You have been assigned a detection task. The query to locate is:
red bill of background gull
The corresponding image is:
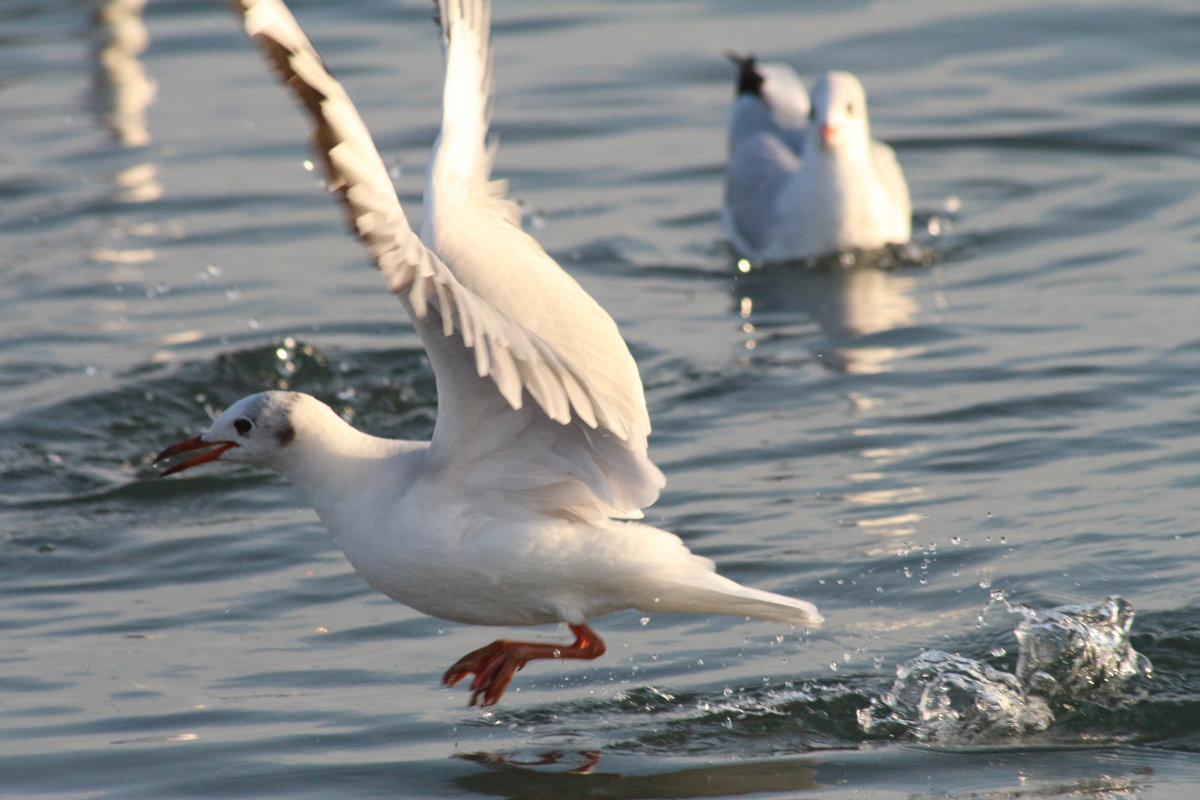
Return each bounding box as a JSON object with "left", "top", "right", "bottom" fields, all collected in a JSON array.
[{"left": 157, "top": 0, "right": 822, "bottom": 707}]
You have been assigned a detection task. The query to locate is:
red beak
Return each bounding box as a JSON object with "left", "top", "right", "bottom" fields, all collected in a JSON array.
[
  {"left": 155, "top": 436, "right": 239, "bottom": 477},
  {"left": 821, "top": 123, "right": 836, "bottom": 148}
]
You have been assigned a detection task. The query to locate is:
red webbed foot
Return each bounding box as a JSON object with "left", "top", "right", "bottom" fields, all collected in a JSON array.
[{"left": 442, "top": 623, "right": 606, "bottom": 706}]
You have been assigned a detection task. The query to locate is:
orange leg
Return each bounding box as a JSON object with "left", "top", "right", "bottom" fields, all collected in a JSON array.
[{"left": 443, "top": 623, "right": 606, "bottom": 707}]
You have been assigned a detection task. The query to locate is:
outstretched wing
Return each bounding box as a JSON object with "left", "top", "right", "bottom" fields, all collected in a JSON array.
[{"left": 234, "top": 0, "right": 664, "bottom": 518}]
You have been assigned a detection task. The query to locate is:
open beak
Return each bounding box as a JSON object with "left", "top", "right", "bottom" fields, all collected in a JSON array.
[{"left": 155, "top": 436, "right": 239, "bottom": 477}]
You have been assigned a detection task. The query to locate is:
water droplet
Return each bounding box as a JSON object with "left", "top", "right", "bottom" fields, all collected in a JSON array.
[{"left": 639, "top": 616, "right": 650, "bottom": 626}]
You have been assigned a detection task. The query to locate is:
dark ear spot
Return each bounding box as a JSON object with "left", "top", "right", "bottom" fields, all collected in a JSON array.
[{"left": 276, "top": 424, "right": 296, "bottom": 446}]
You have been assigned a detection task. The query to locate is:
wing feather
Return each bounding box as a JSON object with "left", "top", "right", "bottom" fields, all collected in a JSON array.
[{"left": 234, "top": 0, "right": 663, "bottom": 518}]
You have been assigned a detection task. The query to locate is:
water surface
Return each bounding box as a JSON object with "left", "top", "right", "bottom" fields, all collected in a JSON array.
[{"left": 3, "top": 0, "right": 1200, "bottom": 797}]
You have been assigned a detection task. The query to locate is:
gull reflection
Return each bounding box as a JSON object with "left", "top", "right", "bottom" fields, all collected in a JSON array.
[
  {"left": 731, "top": 257, "right": 929, "bottom": 539},
  {"left": 454, "top": 750, "right": 820, "bottom": 798},
  {"left": 732, "top": 257, "right": 921, "bottom": 375},
  {"left": 92, "top": 0, "right": 154, "bottom": 147},
  {"left": 89, "top": 0, "right": 168, "bottom": 348},
  {"left": 91, "top": 0, "right": 161, "bottom": 203}
]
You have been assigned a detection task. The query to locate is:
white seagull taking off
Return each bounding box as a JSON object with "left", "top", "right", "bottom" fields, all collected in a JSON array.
[
  {"left": 156, "top": 0, "right": 822, "bottom": 707},
  {"left": 723, "top": 56, "right": 911, "bottom": 263}
]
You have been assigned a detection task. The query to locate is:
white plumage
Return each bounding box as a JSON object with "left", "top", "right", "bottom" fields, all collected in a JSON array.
[
  {"left": 157, "top": 0, "right": 821, "bottom": 706},
  {"left": 724, "top": 57, "right": 911, "bottom": 262}
]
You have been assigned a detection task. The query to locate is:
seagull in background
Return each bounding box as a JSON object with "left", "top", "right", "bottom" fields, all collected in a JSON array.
[{"left": 724, "top": 57, "right": 910, "bottom": 263}]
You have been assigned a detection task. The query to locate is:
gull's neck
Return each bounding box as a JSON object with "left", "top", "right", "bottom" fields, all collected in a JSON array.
[{"left": 270, "top": 408, "right": 427, "bottom": 527}]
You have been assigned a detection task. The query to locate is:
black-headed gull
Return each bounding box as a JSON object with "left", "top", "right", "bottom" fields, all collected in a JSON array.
[
  {"left": 156, "top": 0, "right": 822, "bottom": 707},
  {"left": 723, "top": 57, "right": 911, "bottom": 262}
]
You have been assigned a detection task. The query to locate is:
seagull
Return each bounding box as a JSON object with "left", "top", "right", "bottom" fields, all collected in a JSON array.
[
  {"left": 156, "top": 0, "right": 822, "bottom": 707},
  {"left": 723, "top": 57, "right": 911, "bottom": 263}
]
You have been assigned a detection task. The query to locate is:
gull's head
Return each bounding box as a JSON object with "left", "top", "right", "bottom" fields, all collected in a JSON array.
[
  {"left": 156, "top": 391, "right": 311, "bottom": 476},
  {"left": 809, "top": 71, "right": 871, "bottom": 153}
]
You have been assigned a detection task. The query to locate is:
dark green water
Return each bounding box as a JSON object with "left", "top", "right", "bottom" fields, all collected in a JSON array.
[{"left": 3, "top": 0, "right": 1199, "bottom": 797}]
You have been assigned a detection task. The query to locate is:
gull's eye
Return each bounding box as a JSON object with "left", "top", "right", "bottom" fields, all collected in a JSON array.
[
  {"left": 234, "top": 418, "right": 253, "bottom": 436},
  {"left": 807, "top": 105, "right": 816, "bottom": 121},
  {"left": 845, "top": 102, "right": 855, "bottom": 115}
]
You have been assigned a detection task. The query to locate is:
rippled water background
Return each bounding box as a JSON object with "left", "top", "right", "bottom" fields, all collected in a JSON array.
[{"left": 4, "top": 0, "right": 1200, "bottom": 797}]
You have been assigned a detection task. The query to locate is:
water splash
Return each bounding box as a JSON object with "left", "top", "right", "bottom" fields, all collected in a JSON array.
[
  {"left": 1015, "top": 596, "right": 1152, "bottom": 708},
  {"left": 858, "top": 650, "right": 1054, "bottom": 742},
  {"left": 859, "top": 596, "right": 1150, "bottom": 744}
]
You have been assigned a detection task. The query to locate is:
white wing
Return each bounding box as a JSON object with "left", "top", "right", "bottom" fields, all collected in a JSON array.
[
  {"left": 870, "top": 138, "right": 912, "bottom": 221},
  {"left": 753, "top": 61, "right": 809, "bottom": 152},
  {"left": 724, "top": 130, "right": 799, "bottom": 255},
  {"left": 725, "top": 56, "right": 808, "bottom": 155},
  {"left": 235, "top": 0, "right": 664, "bottom": 519},
  {"left": 723, "top": 58, "right": 807, "bottom": 258}
]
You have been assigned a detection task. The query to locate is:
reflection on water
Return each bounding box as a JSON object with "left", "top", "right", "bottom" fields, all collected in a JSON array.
[
  {"left": 454, "top": 752, "right": 820, "bottom": 798},
  {"left": 91, "top": 0, "right": 155, "bottom": 149},
  {"left": 91, "top": 0, "right": 161, "bottom": 205},
  {"left": 732, "top": 260, "right": 929, "bottom": 538},
  {"left": 732, "top": 260, "right": 921, "bottom": 375},
  {"left": 88, "top": 0, "right": 169, "bottom": 351}
]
